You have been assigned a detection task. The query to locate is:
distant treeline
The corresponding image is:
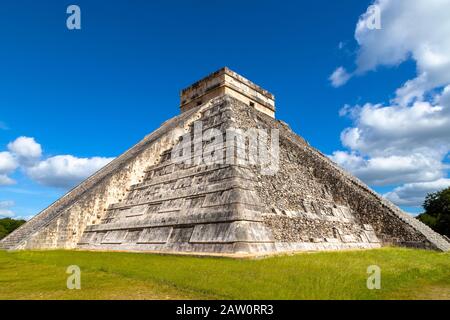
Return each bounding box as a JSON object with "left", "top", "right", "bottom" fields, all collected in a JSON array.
[{"left": 0, "top": 218, "right": 26, "bottom": 240}]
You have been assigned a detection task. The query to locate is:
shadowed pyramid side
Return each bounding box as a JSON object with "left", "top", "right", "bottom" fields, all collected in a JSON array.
[{"left": 227, "top": 97, "right": 450, "bottom": 252}]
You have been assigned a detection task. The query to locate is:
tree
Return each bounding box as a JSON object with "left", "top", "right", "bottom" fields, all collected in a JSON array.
[
  {"left": 0, "top": 224, "right": 7, "bottom": 239},
  {"left": 417, "top": 187, "right": 450, "bottom": 237},
  {"left": 0, "top": 218, "right": 26, "bottom": 240}
]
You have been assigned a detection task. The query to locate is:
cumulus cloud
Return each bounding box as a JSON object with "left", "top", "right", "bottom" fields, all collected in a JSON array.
[
  {"left": 340, "top": 97, "right": 450, "bottom": 157},
  {"left": 0, "top": 151, "right": 18, "bottom": 185},
  {"left": 330, "top": 0, "right": 450, "bottom": 207},
  {"left": 26, "top": 155, "right": 114, "bottom": 189},
  {"left": 7, "top": 136, "right": 42, "bottom": 166},
  {"left": 0, "top": 137, "right": 114, "bottom": 190},
  {"left": 355, "top": 0, "right": 450, "bottom": 105},
  {"left": 330, "top": 151, "right": 445, "bottom": 186},
  {"left": 333, "top": 93, "right": 450, "bottom": 190},
  {"left": 0, "top": 175, "right": 15, "bottom": 186},
  {"left": 329, "top": 67, "right": 351, "bottom": 87},
  {"left": 0, "top": 152, "right": 18, "bottom": 173},
  {"left": 0, "top": 200, "right": 15, "bottom": 217},
  {"left": 334, "top": 96, "right": 450, "bottom": 205},
  {"left": 384, "top": 178, "right": 450, "bottom": 207}
]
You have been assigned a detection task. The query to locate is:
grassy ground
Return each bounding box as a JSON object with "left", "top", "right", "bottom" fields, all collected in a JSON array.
[{"left": 0, "top": 248, "right": 449, "bottom": 300}]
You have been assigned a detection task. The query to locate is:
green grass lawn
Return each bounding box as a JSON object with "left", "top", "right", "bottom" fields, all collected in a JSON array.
[{"left": 0, "top": 248, "right": 449, "bottom": 300}]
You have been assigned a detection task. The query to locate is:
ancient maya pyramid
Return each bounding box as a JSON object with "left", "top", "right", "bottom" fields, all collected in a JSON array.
[{"left": 1, "top": 67, "right": 449, "bottom": 256}]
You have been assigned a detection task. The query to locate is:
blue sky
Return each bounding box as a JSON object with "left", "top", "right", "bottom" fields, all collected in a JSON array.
[{"left": 1, "top": 0, "right": 450, "bottom": 219}]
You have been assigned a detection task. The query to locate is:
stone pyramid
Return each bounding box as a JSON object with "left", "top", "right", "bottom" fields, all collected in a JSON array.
[{"left": 1, "top": 67, "right": 449, "bottom": 256}]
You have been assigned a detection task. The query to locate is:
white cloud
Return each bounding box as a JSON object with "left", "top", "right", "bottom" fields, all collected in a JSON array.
[
  {"left": 329, "top": 67, "right": 351, "bottom": 87},
  {"left": 335, "top": 98, "right": 450, "bottom": 204},
  {"left": 0, "top": 136, "right": 42, "bottom": 184},
  {"left": 339, "top": 98, "right": 450, "bottom": 157},
  {"left": 355, "top": 0, "right": 450, "bottom": 105},
  {"left": 0, "top": 151, "right": 18, "bottom": 185},
  {"left": 7, "top": 136, "right": 42, "bottom": 166},
  {"left": 384, "top": 178, "right": 450, "bottom": 207},
  {"left": 0, "top": 151, "right": 18, "bottom": 174},
  {"left": 0, "top": 200, "right": 15, "bottom": 217},
  {"left": 26, "top": 155, "right": 114, "bottom": 189},
  {"left": 331, "top": 0, "right": 450, "bottom": 207},
  {"left": 0, "top": 175, "right": 15, "bottom": 186},
  {"left": 330, "top": 151, "right": 446, "bottom": 186},
  {"left": 1, "top": 136, "right": 114, "bottom": 190}
]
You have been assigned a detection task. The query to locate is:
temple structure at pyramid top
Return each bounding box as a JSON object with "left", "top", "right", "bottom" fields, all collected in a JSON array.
[
  {"left": 1, "top": 67, "right": 449, "bottom": 255},
  {"left": 180, "top": 67, "right": 276, "bottom": 118}
]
